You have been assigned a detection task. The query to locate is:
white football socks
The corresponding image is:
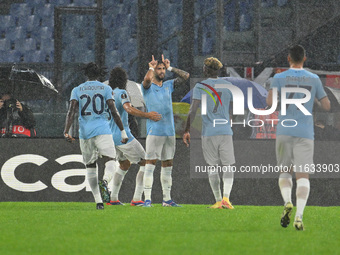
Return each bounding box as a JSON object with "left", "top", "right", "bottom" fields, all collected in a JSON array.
[
  {"left": 161, "top": 166, "right": 172, "bottom": 201},
  {"left": 86, "top": 167, "right": 102, "bottom": 204},
  {"left": 110, "top": 167, "right": 127, "bottom": 201},
  {"left": 144, "top": 164, "right": 155, "bottom": 201},
  {"left": 103, "top": 160, "right": 116, "bottom": 184},
  {"left": 296, "top": 178, "right": 310, "bottom": 219},
  {"left": 208, "top": 170, "right": 222, "bottom": 202},
  {"left": 132, "top": 166, "right": 145, "bottom": 201},
  {"left": 222, "top": 170, "right": 234, "bottom": 199},
  {"left": 279, "top": 173, "right": 293, "bottom": 204}
]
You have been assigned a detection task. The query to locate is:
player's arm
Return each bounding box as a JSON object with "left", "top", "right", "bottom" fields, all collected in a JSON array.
[
  {"left": 143, "top": 55, "right": 158, "bottom": 89},
  {"left": 266, "top": 89, "right": 274, "bottom": 107},
  {"left": 316, "top": 96, "right": 331, "bottom": 112},
  {"left": 63, "top": 99, "right": 78, "bottom": 142},
  {"left": 123, "top": 102, "right": 162, "bottom": 121},
  {"left": 107, "top": 99, "right": 128, "bottom": 143},
  {"left": 183, "top": 99, "right": 200, "bottom": 147},
  {"left": 162, "top": 54, "right": 190, "bottom": 86}
]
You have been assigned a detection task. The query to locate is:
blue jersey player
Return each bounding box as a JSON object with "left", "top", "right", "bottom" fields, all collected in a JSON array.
[
  {"left": 267, "top": 45, "right": 330, "bottom": 230},
  {"left": 106, "top": 67, "right": 161, "bottom": 206},
  {"left": 64, "top": 62, "right": 128, "bottom": 210},
  {"left": 183, "top": 57, "right": 235, "bottom": 210},
  {"left": 141, "top": 55, "right": 190, "bottom": 207}
]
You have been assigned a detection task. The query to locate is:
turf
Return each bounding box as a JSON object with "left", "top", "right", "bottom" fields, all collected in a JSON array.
[{"left": 0, "top": 203, "right": 338, "bottom": 255}]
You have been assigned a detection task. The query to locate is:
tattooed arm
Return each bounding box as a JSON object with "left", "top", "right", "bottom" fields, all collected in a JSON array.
[{"left": 162, "top": 54, "right": 190, "bottom": 86}]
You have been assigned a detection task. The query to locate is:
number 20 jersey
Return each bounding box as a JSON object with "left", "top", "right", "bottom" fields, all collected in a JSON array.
[
  {"left": 270, "top": 68, "right": 327, "bottom": 140},
  {"left": 70, "top": 80, "right": 114, "bottom": 139}
]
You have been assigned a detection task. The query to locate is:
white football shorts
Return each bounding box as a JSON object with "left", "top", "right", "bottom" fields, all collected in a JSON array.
[
  {"left": 202, "top": 135, "right": 235, "bottom": 166},
  {"left": 145, "top": 135, "right": 176, "bottom": 161},
  {"left": 276, "top": 135, "right": 314, "bottom": 174},
  {"left": 116, "top": 138, "right": 145, "bottom": 164},
  {"left": 80, "top": 134, "right": 116, "bottom": 165}
]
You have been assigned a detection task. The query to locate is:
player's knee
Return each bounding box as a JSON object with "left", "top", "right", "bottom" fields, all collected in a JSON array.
[
  {"left": 119, "top": 160, "right": 131, "bottom": 170},
  {"left": 146, "top": 159, "right": 157, "bottom": 165},
  {"left": 138, "top": 159, "right": 146, "bottom": 166},
  {"left": 161, "top": 160, "right": 173, "bottom": 167}
]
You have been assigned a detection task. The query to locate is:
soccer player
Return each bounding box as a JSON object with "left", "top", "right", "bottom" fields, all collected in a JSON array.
[
  {"left": 266, "top": 45, "right": 330, "bottom": 230},
  {"left": 141, "top": 55, "right": 190, "bottom": 207},
  {"left": 106, "top": 67, "right": 161, "bottom": 206},
  {"left": 64, "top": 62, "right": 128, "bottom": 210},
  {"left": 183, "top": 57, "right": 235, "bottom": 209}
]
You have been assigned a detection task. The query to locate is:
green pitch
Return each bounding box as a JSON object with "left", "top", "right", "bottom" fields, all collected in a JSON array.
[{"left": 0, "top": 203, "right": 338, "bottom": 255}]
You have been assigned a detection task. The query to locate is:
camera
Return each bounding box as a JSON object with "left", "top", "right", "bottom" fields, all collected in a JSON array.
[{"left": 4, "top": 98, "right": 17, "bottom": 110}]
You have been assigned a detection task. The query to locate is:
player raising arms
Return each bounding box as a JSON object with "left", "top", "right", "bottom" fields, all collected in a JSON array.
[
  {"left": 64, "top": 62, "right": 128, "bottom": 210},
  {"left": 106, "top": 67, "right": 161, "bottom": 206},
  {"left": 267, "top": 45, "right": 330, "bottom": 230},
  {"left": 183, "top": 57, "right": 235, "bottom": 209},
  {"left": 141, "top": 55, "right": 189, "bottom": 207}
]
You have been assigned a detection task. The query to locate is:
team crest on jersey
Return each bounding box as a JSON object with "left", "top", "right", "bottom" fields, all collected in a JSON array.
[{"left": 121, "top": 93, "right": 127, "bottom": 99}]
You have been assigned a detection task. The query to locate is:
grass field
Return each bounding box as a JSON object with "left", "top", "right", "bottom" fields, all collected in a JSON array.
[{"left": 0, "top": 203, "right": 339, "bottom": 255}]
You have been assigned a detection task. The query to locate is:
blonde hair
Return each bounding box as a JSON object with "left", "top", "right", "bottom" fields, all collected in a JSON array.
[{"left": 204, "top": 57, "right": 223, "bottom": 70}]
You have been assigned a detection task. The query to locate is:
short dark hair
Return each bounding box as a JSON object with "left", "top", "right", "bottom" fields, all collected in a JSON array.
[
  {"left": 83, "top": 62, "right": 107, "bottom": 80},
  {"left": 289, "top": 45, "right": 305, "bottom": 63},
  {"left": 109, "top": 67, "right": 128, "bottom": 90},
  {"left": 156, "top": 60, "right": 165, "bottom": 67}
]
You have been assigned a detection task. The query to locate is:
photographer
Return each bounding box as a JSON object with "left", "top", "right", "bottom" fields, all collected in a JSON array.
[{"left": 0, "top": 93, "right": 36, "bottom": 137}]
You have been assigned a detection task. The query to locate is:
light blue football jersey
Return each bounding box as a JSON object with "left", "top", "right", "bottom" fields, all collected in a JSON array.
[
  {"left": 141, "top": 80, "right": 175, "bottom": 136},
  {"left": 109, "top": 88, "right": 134, "bottom": 146},
  {"left": 70, "top": 80, "right": 113, "bottom": 139},
  {"left": 270, "top": 68, "right": 327, "bottom": 140},
  {"left": 192, "top": 78, "right": 233, "bottom": 136}
]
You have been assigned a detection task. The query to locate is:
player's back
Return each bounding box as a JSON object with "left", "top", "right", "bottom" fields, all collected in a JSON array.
[
  {"left": 71, "top": 80, "right": 113, "bottom": 139},
  {"left": 193, "top": 78, "right": 233, "bottom": 136},
  {"left": 271, "top": 68, "right": 327, "bottom": 139},
  {"left": 110, "top": 88, "right": 133, "bottom": 145}
]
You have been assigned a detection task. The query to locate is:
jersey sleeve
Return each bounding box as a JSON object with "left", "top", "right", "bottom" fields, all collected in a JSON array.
[
  {"left": 104, "top": 86, "right": 114, "bottom": 101},
  {"left": 315, "top": 78, "right": 327, "bottom": 100},
  {"left": 70, "top": 87, "right": 78, "bottom": 101},
  {"left": 192, "top": 83, "right": 202, "bottom": 100},
  {"left": 120, "top": 91, "right": 131, "bottom": 105},
  {"left": 141, "top": 82, "right": 150, "bottom": 95}
]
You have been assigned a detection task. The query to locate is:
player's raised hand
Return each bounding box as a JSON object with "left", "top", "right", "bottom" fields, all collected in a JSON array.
[
  {"left": 64, "top": 133, "right": 75, "bottom": 143},
  {"left": 149, "top": 55, "right": 158, "bottom": 69},
  {"left": 148, "top": 111, "right": 162, "bottom": 122},
  {"left": 183, "top": 131, "right": 190, "bottom": 147},
  {"left": 162, "top": 54, "right": 170, "bottom": 69}
]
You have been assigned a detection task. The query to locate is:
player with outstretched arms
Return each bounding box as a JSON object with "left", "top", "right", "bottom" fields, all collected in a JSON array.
[
  {"left": 141, "top": 55, "right": 190, "bottom": 207},
  {"left": 106, "top": 67, "right": 161, "bottom": 206},
  {"left": 63, "top": 62, "right": 128, "bottom": 210},
  {"left": 183, "top": 57, "right": 235, "bottom": 209},
  {"left": 266, "top": 45, "right": 330, "bottom": 230}
]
